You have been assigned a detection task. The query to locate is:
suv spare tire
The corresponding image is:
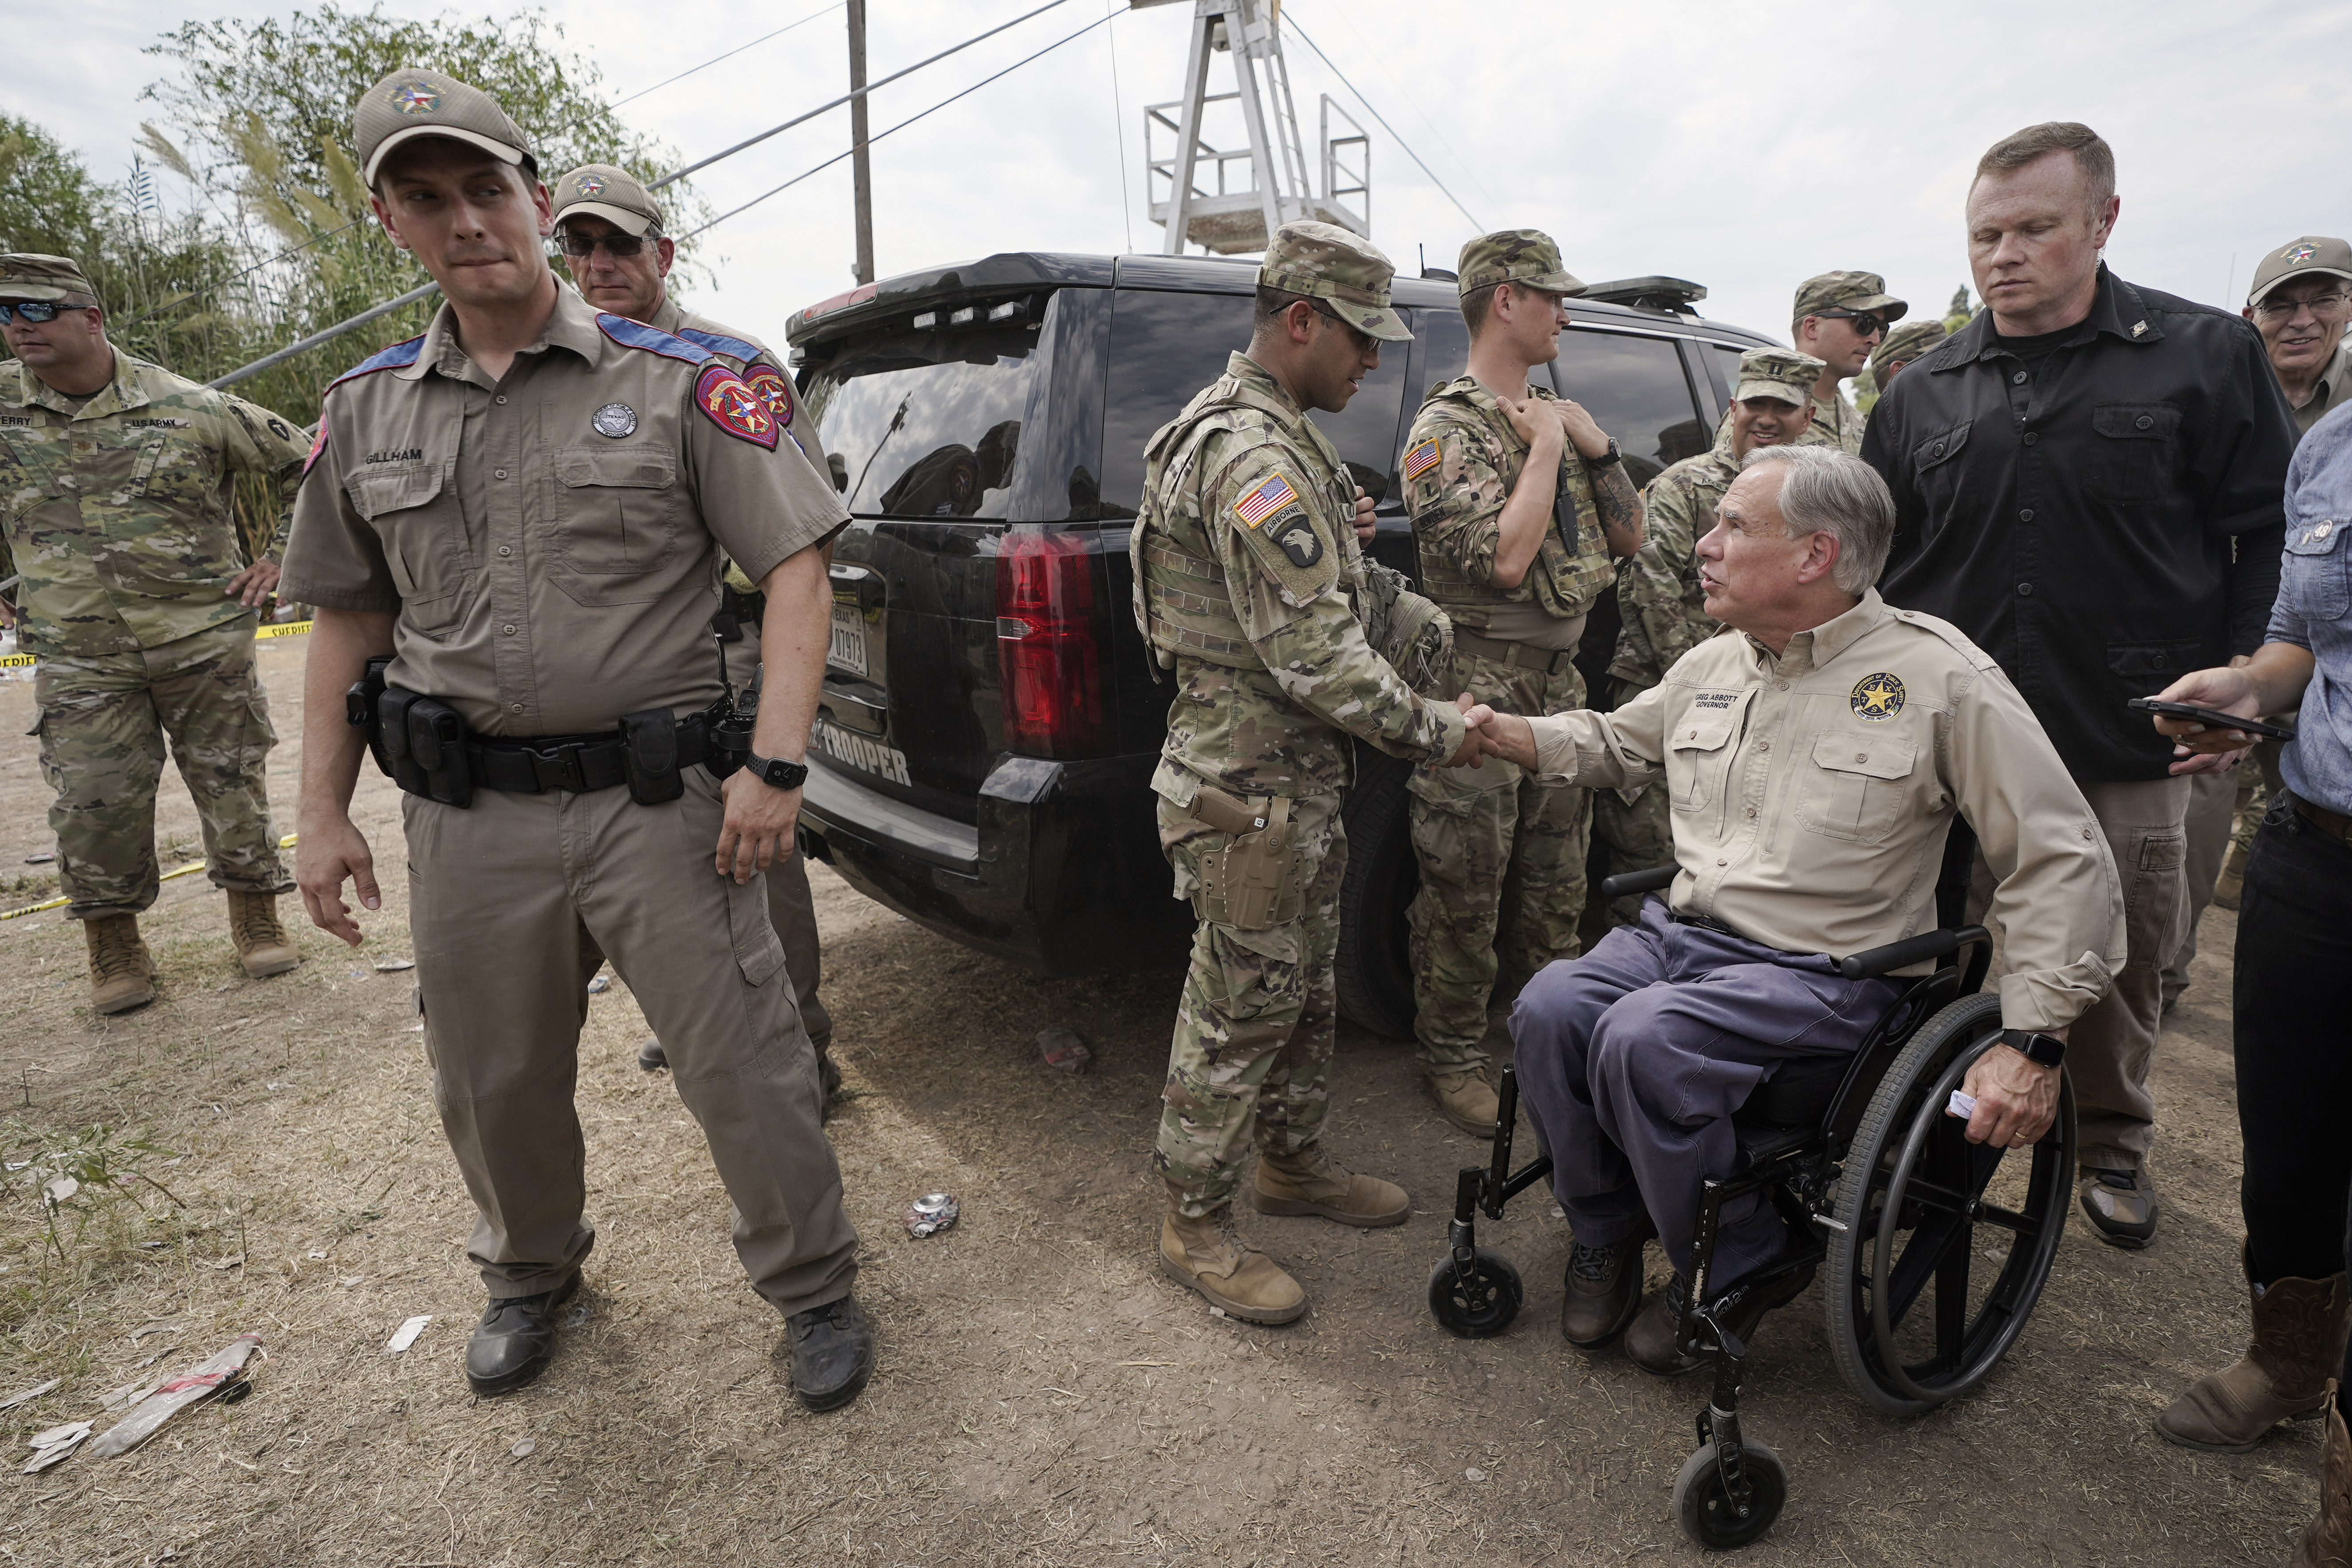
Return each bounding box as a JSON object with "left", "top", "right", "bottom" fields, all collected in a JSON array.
[{"left": 1336, "top": 740, "right": 1420, "bottom": 1040}]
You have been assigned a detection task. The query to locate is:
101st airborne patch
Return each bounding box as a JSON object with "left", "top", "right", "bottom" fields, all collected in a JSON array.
[
  {"left": 694, "top": 364, "right": 778, "bottom": 449},
  {"left": 1850, "top": 672, "right": 1906, "bottom": 721}
]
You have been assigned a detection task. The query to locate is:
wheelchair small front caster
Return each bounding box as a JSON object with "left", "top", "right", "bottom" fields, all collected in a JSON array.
[
  {"left": 1424, "top": 1248, "right": 1522, "bottom": 1338},
  {"left": 1672, "top": 1438, "right": 1787, "bottom": 1549}
]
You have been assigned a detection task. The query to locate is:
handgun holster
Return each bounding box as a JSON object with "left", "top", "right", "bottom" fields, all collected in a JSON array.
[{"left": 1187, "top": 789, "right": 1305, "bottom": 930}]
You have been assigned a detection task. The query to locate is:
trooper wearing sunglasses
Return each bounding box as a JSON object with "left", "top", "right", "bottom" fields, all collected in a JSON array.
[
  {"left": 0, "top": 252, "right": 312, "bottom": 1015},
  {"left": 1789, "top": 271, "right": 1908, "bottom": 454},
  {"left": 548, "top": 163, "right": 840, "bottom": 1110}
]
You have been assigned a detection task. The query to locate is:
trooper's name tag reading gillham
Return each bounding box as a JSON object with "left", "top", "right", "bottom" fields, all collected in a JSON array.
[{"left": 695, "top": 365, "right": 779, "bottom": 450}]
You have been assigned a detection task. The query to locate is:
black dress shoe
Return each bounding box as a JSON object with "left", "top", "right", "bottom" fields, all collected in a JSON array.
[
  {"left": 465, "top": 1272, "right": 579, "bottom": 1396},
  {"left": 637, "top": 1037, "right": 668, "bottom": 1073},
  {"left": 1624, "top": 1262, "right": 1816, "bottom": 1378},
  {"left": 1559, "top": 1238, "right": 1644, "bottom": 1351},
  {"left": 787, "top": 1295, "right": 873, "bottom": 1412}
]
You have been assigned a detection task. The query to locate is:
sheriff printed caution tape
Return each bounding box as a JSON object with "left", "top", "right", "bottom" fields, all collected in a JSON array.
[{"left": 0, "top": 618, "right": 311, "bottom": 670}]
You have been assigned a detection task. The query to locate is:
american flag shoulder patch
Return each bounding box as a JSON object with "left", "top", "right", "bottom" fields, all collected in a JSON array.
[
  {"left": 1402, "top": 437, "right": 1440, "bottom": 482},
  {"left": 1232, "top": 471, "right": 1297, "bottom": 529}
]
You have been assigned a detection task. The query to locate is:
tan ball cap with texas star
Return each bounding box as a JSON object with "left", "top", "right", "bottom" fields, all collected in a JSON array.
[
  {"left": 1258, "top": 221, "right": 1413, "bottom": 343},
  {"left": 1732, "top": 347, "right": 1826, "bottom": 407},
  {"left": 0, "top": 253, "right": 98, "bottom": 303},
  {"left": 553, "top": 164, "right": 663, "bottom": 238},
  {"left": 2248, "top": 236, "right": 2352, "bottom": 307},
  {"left": 354, "top": 67, "right": 534, "bottom": 187}
]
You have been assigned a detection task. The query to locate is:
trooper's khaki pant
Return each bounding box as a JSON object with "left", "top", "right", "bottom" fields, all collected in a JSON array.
[{"left": 403, "top": 767, "right": 858, "bottom": 1314}]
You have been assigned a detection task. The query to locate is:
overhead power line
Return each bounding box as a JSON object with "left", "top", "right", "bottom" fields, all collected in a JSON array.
[
  {"left": 604, "top": 1, "right": 846, "bottom": 114},
  {"left": 1282, "top": 17, "right": 1487, "bottom": 235}
]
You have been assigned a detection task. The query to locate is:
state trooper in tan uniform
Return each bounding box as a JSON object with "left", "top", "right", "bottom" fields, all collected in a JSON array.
[
  {"left": 284, "top": 68, "right": 870, "bottom": 1411},
  {"left": 548, "top": 163, "right": 838, "bottom": 1100}
]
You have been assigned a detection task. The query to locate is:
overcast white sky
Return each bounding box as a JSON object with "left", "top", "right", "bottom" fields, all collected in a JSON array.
[{"left": 22, "top": 0, "right": 2352, "bottom": 365}]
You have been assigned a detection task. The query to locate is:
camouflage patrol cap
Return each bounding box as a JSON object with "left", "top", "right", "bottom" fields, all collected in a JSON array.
[
  {"left": 355, "top": 67, "right": 533, "bottom": 187},
  {"left": 1792, "top": 270, "right": 1908, "bottom": 326},
  {"left": 2248, "top": 236, "right": 2352, "bottom": 307},
  {"left": 1258, "top": 221, "right": 1412, "bottom": 342},
  {"left": 1732, "top": 348, "right": 1825, "bottom": 407},
  {"left": 1870, "top": 319, "right": 1948, "bottom": 375},
  {"left": 1457, "top": 229, "right": 1585, "bottom": 299},
  {"left": 0, "top": 254, "right": 98, "bottom": 304},
  {"left": 552, "top": 164, "right": 663, "bottom": 238}
]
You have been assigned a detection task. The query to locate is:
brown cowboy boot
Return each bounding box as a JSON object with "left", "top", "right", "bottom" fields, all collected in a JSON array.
[
  {"left": 83, "top": 914, "right": 157, "bottom": 1015},
  {"left": 2293, "top": 1385, "right": 2352, "bottom": 1568},
  {"left": 1159, "top": 1200, "right": 1306, "bottom": 1325},
  {"left": 2158, "top": 1244, "right": 2349, "bottom": 1452},
  {"left": 227, "top": 891, "right": 301, "bottom": 979},
  {"left": 1252, "top": 1146, "right": 1408, "bottom": 1227}
]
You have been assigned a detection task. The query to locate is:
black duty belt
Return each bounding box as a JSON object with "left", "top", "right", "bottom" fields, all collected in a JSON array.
[
  {"left": 1451, "top": 627, "right": 1579, "bottom": 676},
  {"left": 466, "top": 720, "right": 716, "bottom": 796}
]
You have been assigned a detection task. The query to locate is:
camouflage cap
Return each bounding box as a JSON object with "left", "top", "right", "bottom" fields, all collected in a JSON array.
[
  {"left": 0, "top": 253, "right": 98, "bottom": 304},
  {"left": 1258, "top": 221, "right": 1412, "bottom": 342},
  {"left": 1456, "top": 229, "right": 1585, "bottom": 299},
  {"left": 355, "top": 67, "right": 533, "bottom": 187},
  {"left": 1792, "top": 270, "right": 1908, "bottom": 325},
  {"left": 2248, "top": 236, "right": 2352, "bottom": 306},
  {"left": 1870, "top": 319, "right": 1947, "bottom": 375},
  {"left": 552, "top": 164, "right": 663, "bottom": 238},
  {"left": 1732, "top": 348, "right": 1825, "bottom": 407}
]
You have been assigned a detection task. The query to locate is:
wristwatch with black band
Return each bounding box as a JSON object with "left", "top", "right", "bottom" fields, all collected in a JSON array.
[
  {"left": 2001, "top": 1029, "right": 2067, "bottom": 1068},
  {"left": 743, "top": 751, "right": 809, "bottom": 791},
  {"left": 1582, "top": 436, "right": 1622, "bottom": 470}
]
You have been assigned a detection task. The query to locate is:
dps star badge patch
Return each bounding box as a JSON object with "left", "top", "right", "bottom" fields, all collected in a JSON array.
[
  {"left": 2286, "top": 243, "right": 2320, "bottom": 264},
  {"left": 1268, "top": 511, "right": 1323, "bottom": 570},
  {"left": 391, "top": 83, "right": 440, "bottom": 116},
  {"left": 591, "top": 402, "right": 637, "bottom": 438},
  {"left": 694, "top": 365, "right": 778, "bottom": 449},
  {"left": 574, "top": 173, "right": 606, "bottom": 197},
  {"left": 743, "top": 364, "right": 794, "bottom": 424},
  {"left": 1850, "top": 672, "right": 1906, "bottom": 722}
]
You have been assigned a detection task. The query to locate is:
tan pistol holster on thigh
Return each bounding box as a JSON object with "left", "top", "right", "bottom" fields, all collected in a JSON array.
[{"left": 1187, "top": 786, "right": 1306, "bottom": 930}]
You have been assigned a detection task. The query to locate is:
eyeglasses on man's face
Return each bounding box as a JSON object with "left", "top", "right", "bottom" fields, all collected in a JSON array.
[
  {"left": 0, "top": 300, "right": 93, "bottom": 324},
  {"left": 555, "top": 230, "right": 649, "bottom": 259},
  {"left": 2254, "top": 290, "right": 2351, "bottom": 322}
]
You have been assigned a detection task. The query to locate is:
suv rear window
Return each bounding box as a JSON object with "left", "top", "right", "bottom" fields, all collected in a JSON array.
[
  {"left": 804, "top": 322, "right": 1042, "bottom": 517},
  {"left": 1555, "top": 330, "right": 1707, "bottom": 489}
]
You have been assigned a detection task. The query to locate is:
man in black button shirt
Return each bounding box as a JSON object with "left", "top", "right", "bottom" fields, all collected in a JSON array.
[{"left": 1860, "top": 121, "right": 2297, "bottom": 1250}]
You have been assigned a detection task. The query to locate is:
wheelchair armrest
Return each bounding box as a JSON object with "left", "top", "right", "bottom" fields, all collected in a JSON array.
[
  {"left": 1837, "top": 924, "right": 1991, "bottom": 981},
  {"left": 1600, "top": 863, "right": 1679, "bottom": 900}
]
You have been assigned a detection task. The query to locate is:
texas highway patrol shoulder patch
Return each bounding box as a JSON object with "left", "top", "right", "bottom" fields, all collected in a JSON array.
[
  {"left": 694, "top": 364, "right": 778, "bottom": 449},
  {"left": 1850, "top": 671, "right": 1905, "bottom": 721},
  {"left": 301, "top": 417, "right": 330, "bottom": 479},
  {"left": 742, "top": 363, "right": 795, "bottom": 424}
]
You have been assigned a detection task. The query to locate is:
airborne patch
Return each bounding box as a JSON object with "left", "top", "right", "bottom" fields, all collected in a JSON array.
[
  {"left": 1232, "top": 471, "right": 1297, "bottom": 529},
  {"left": 743, "top": 364, "right": 794, "bottom": 424},
  {"left": 1402, "top": 437, "right": 1440, "bottom": 483},
  {"left": 1850, "top": 672, "right": 1905, "bottom": 721},
  {"left": 695, "top": 364, "right": 778, "bottom": 449},
  {"left": 1267, "top": 510, "right": 1323, "bottom": 570}
]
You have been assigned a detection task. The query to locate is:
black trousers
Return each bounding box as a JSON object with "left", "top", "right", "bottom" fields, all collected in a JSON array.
[{"left": 2232, "top": 792, "right": 2352, "bottom": 1392}]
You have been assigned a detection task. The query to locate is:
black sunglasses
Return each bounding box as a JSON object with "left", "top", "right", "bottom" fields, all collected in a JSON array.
[
  {"left": 1815, "top": 308, "right": 1890, "bottom": 338},
  {"left": 0, "top": 300, "right": 93, "bottom": 324},
  {"left": 555, "top": 230, "right": 651, "bottom": 259}
]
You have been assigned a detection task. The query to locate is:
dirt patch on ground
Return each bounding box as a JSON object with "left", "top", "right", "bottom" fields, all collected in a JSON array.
[{"left": 0, "top": 641, "right": 2321, "bottom": 1565}]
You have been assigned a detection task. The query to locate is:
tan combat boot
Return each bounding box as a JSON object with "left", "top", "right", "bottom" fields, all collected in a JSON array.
[
  {"left": 83, "top": 914, "right": 157, "bottom": 1016},
  {"left": 2158, "top": 1245, "right": 2349, "bottom": 1453},
  {"left": 1159, "top": 1202, "right": 1306, "bottom": 1325},
  {"left": 2293, "top": 1384, "right": 2352, "bottom": 1568},
  {"left": 1252, "top": 1146, "right": 1408, "bottom": 1227},
  {"left": 1425, "top": 1065, "right": 1500, "bottom": 1137},
  {"left": 227, "top": 891, "right": 301, "bottom": 979}
]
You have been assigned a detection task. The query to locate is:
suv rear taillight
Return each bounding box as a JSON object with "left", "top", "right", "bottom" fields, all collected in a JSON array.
[{"left": 995, "top": 531, "right": 1103, "bottom": 758}]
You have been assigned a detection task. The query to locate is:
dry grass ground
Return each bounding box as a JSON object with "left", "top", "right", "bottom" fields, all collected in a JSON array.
[{"left": 0, "top": 638, "right": 2322, "bottom": 1566}]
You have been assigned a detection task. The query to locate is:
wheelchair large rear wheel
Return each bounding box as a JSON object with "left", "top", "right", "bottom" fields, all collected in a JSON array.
[{"left": 1825, "top": 992, "right": 2073, "bottom": 1416}]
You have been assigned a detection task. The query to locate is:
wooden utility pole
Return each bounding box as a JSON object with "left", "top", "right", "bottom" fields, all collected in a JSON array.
[{"left": 848, "top": 0, "right": 874, "bottom": 285}]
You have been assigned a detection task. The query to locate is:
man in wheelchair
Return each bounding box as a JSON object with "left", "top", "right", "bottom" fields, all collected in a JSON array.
[{"left": 1473, "top": 445, "right": 2128, "bottom": 1375}]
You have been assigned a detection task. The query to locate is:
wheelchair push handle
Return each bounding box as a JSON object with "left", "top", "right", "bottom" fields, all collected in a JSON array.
[
  {"left": 1600, "top": 863, "right": 1680, "bottom": 900},
  {"left": 1837, "top": 924, "right": 1991, "bottom": 980}
]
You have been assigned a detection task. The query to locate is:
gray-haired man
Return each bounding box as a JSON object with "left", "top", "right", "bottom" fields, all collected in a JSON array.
[{"left": 1472, "top": 446, "right": 2124, "bottom": 1372}]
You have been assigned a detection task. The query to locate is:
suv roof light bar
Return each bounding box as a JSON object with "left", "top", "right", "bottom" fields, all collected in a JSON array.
[{"left": 1577, "top": 276, "right": 1709, "bottom": 314}]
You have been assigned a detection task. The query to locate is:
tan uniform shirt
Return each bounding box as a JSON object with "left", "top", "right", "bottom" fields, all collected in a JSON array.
[
  {"left": 2290, "top": 339, "right": 2352, "bottom": 440},
  {"left": 279, "top": 285, "right": 845, "bottom": 735},
  {"left": 646, "top": 296, "right": 828, "bottom": 467},
  {"left": 1522, "top": 590, "right": 2126, "bottom": 1031}
]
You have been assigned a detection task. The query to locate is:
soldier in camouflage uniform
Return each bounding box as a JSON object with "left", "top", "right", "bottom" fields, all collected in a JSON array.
[
  {"left": 0, "top": 253, "right": 308, "bottom": 1015},
  {"left": 550, "top": 165, "right": 840, "bottom": 1101},
  {"left": 1133, "top": 222, "right": 1483, "bottom": 1324},
  {"left": 1791, "top": 271, "right": 1908, "bottom": 452},
  {"left": 1594, "top": 349, "right": 1828, "bottom": 915},
  {"left": 1869, "top": 319, "right": 1948, "bottom": 393},
  {"left": 1400, "top": 230, "right": 1644, "bottom": 1135}
]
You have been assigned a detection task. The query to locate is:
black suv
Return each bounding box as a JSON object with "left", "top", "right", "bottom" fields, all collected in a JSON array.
[{"left": 783, "top": 252, "right": 1774, "bottom": 1037}]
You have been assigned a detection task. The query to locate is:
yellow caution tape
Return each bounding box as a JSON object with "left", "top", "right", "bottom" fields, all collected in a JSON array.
[
  {"left": 0, "top": 619, "right": 311, "bottom": 672},
  {"left": 0, "top": 653, "right": 32, "bottom": 669},
  {"left": 0, "top": 833, "right": 299, "bottom": 923}
]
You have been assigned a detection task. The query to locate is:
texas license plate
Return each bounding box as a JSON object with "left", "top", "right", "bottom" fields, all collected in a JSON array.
[{"left": 828, "top": 602, "right": 868, "bottom": 678}]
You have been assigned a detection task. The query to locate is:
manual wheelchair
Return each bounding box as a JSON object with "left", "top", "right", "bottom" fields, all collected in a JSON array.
[{"left": 1424, "top": 846, "right": 2076, "bottom": 1550}]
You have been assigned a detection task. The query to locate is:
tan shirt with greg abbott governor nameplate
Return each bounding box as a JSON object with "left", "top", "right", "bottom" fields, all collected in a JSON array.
[{"left": 1521, "top": 590, "right": 2128, "bottom": 1032}]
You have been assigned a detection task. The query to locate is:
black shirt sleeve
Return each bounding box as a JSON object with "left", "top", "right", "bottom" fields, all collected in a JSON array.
[{"left": 2199, "top": 319, "right": 2297, "bottom": 653}]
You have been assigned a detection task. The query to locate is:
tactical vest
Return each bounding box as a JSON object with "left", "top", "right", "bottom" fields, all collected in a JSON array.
[
  {"left": 1129, "top": 373, "right": 1365, "bottom": 671},
  {"left": 1411, "top": 382, "right": 1615, "bottom": 632}
]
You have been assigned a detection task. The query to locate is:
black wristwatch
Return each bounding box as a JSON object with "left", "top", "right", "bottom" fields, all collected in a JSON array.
[
  {"left": 1583, "top": 436, "right": 1622, "bottom": 470},
  {"left": 2001, "top": 1029, "right": 2067, "bottom": 1068},
  {"left": 744, "top": 751, "right": 809, "bottom": 791}
]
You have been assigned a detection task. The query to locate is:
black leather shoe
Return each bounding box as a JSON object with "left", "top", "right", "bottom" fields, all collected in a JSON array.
[
  {"left": 637, "top": 1037, "right": 667, "bottom": 1073},
  {"left": 1625, "top": 1263, "right": 1816, "bottom": 1378},
  {"left": 1560, "top": 1238, "right": 1644, "bottom": 1351},
  {"left": 788, "top": 1295, "right": 873, "bottom": 1412},
  {"left": 465, "top": 1272, "right": 579, "bottom": 1396}
]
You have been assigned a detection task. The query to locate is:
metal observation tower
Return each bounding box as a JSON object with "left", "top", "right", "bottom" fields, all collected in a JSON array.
[{"left": 1134, "top": 0, "right": 1370, "bottom": 254}]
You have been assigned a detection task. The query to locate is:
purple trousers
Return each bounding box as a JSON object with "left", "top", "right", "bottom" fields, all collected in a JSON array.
[{"left": 1510, "top": 900, "right": 1897, "bottom": 1287}]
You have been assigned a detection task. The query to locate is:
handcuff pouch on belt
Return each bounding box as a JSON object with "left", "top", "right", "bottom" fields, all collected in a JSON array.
[
  {"left": 377, "top": 685, "right": 472, "bottom": 807},
  {"left": 1186, "top": 786, "right": 1306, "bottom": 929}
]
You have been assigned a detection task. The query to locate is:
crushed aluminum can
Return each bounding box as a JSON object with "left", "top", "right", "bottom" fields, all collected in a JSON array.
[{"left": 903, "top": 1192, "right": 960, "bottom": 1238}]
